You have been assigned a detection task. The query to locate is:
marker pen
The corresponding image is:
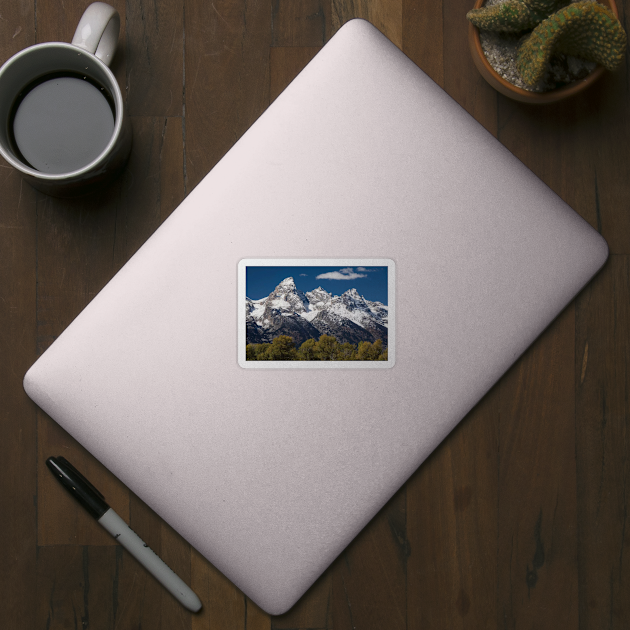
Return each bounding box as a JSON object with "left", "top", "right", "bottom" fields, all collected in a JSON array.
[{"left": 46, "top": 456, "right": 202, "bottom": 613}]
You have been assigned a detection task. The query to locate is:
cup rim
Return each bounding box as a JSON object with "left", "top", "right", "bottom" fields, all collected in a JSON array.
[{"left": 0, "top": 41, "right": 125, "bottom": 180}]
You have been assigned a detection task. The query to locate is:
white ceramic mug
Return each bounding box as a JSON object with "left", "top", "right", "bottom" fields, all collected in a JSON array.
[{"left": 0, "top": 2, "right": 131, "bottom": 197}]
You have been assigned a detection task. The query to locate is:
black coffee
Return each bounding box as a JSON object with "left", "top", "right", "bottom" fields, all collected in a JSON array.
[{"left": 10, "top": 73, "right": 115, "bottom": 174}]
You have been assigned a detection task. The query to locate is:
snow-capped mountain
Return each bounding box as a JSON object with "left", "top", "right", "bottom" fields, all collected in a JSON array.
[{"left": 246, "top": 277, "right": 388, "bottom": 346}]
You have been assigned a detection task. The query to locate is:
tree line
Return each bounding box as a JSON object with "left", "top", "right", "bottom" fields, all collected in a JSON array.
[{"left": 246, "top": 335, "right": 388, "bottom": 361}]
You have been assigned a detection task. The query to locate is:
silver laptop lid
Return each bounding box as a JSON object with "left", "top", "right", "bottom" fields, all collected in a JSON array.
[{"left": 24, "top": 19, "right": 607, "bottom": 614}]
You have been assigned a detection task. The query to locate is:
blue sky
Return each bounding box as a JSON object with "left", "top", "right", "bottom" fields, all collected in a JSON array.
[{"left": 246, "top": 265, "right": 388, "bottom": 304}]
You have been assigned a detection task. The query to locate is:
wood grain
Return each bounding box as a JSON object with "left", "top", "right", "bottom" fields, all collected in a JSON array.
[
  {"left": 126, "top": 0, "right": 184, "bottom": 117},
  {"left": 36, "top": 545, "right": 118, "bottom": 630},
  {"left": 0, "top": 4, "right": 39, "bottom": 630},
  {"left": 576, "top": 256, "right": 630, "bottom": 629},
  {"left": 497, "top": 304, "right": 578, "bottom": 628},
  {"left": 0, "top": 160, "right": 38, "bottom": 630},
  {"left": 1, "top": 0, "right": 629, "bottom": 627},
  {"left": 271, "top": 0, "right": 331, "bottom": 46}
]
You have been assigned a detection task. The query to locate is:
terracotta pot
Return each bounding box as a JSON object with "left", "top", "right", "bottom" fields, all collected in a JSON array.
[{"left": 468, "top": 0, "right": 619, "bottom": 103}]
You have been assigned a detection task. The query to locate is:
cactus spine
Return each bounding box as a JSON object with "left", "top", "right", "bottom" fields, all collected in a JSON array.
[
  {"left": 467, "top": 0, "right": 568, "bottom": 33},
  {"left": 516, "top": 1, "right": 627, "bottom": 85}
]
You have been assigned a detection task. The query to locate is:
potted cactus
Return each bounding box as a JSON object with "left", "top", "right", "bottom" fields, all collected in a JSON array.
[{"left": 467, "top": 0, "right": 627, "bottom": 102}]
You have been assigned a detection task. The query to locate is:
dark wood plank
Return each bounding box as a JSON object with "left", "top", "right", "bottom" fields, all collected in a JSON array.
[
  {"left": 576, "top": 256, "right": 630, "bottom": 629},
  {"left": 159, "top": 116, "right": 187, "bottom": 221},
  {"left": 272, "top": 0, "right": 331, "bottom": 47},
  {"left": 126, "top": 0, "right": 184, "bottom": 116},
  {"left": 331, "top": 0, "right": 402, "bottom": 47},
  {"left": 582, "top": 72, "right": 630, "bottom": 255},
  {"left": 402, "top": 0, "right": 444, "bottom": 88},
  {"left": 0, "top": 0, "right": 35, "bottom": 53},
  {"left": 407, "top": 392, "right": 499, "bottom": 629},
  {"left": 184, "top": 0, "right": 272, "bottom": 192},
  {"left": 330, "top": 486, "right": 407, "bottom": 630},
  {"left": 0, "top": 4, "right": 39, "bottom": 629},
  {"left": 0, "top": 124, "right": 37, "bottom": 627},
  {"left": 36, "top": 0, "right": 120, "bottom": 44},
  {"left": 497, "top": 305, "right": 578, "bottom": 628},
  {"left": 0, "top": 148, "right": 38, "bottom": 630},
  {"left": 36, "top": 545, "right": 118, "bottom": 630}
]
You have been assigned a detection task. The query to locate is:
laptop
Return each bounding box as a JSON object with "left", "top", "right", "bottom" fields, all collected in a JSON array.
[{"left": 23, "top": 19, "right": 608, "bottom": 614}]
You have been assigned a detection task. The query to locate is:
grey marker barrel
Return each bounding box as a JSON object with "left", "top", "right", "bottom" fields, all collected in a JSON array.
[{"left": 98, "top": 508, "right": 202, "bottom": 612}]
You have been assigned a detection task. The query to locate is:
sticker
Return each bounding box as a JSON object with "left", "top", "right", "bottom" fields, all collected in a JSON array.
[{"left": 238, "top": 259, "right": 395, "bottom": 368}]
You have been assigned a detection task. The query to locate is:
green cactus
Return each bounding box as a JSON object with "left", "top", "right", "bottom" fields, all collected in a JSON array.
[
  {"left": 467, "top": 0, "right": 568, "bottom": 33},
  {"left": 516, "top": 1, "right": 627, "bottom": 85}
]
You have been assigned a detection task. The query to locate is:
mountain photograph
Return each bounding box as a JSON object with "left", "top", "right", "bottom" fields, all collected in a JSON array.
[{"left": 245, "top": 265, "right": 390, "bottom": 361}]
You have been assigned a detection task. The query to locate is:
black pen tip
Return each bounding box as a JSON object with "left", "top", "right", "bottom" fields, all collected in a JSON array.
[{"left": 45, "top": 455, "right": 109, "bottom": 518}]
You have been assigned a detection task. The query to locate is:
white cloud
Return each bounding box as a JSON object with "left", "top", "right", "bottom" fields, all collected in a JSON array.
[
  {"left": 299, "top": 273, "right": 308, "bottom": 276},
  {"left": 356, "top": 267, "right": 375, "bottom": 272},
  {"left": 316, "top": 268, "right": 368, "bottom": 281}
]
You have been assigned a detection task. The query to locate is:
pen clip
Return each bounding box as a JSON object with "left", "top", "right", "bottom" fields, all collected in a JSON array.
[{"left": 53, "top": 456, "right": 107, "bottom": 501}]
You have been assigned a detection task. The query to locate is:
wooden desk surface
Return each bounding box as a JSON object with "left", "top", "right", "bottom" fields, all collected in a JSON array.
[{"left": 1, "top": 0, "right": 628, "bottom": 628}]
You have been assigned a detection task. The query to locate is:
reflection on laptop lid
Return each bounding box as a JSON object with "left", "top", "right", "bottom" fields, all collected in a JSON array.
[{"left": 24, "top": 19, "right": 607, "bottom": 614}]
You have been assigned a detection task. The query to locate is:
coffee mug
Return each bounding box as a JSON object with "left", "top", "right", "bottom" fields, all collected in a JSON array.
[{"left": 0, "top": 2, "right": 132, "bottom": 197}]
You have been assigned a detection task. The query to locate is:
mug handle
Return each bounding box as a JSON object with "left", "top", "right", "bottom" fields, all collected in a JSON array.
[{"left": 71, "top": 2, "right": 120, "bottom": 67}]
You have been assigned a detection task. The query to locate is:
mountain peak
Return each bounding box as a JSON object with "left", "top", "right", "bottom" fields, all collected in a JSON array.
[
  {"left": 246, "top": 281, "right": 389, "bottom": 347},
  {"left": 277, "top": 277, "right": 297, "bottom": 290},
  {"left": 343, "top": 288, "right": 362, "bottom": 299}
]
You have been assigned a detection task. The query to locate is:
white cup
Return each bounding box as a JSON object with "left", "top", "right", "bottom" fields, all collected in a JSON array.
[{"left": 0, "top": 2, "right": 132, "bottom": 197}]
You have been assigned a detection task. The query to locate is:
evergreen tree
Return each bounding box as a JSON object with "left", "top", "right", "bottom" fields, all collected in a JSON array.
[
  {"left": 314, "top": 335, "right": 339, "bottom": 361},
  {"left": 297, "top": 338, "right": 318, "bottom": 360},
  {"left": 255, "top": 343, "right": 272, "bottom": 360},
  {"left": 267, "top": 335, "right": 297, "bottom": 360},
  {"left": 356, "top": 340, "right": 372, "bottom": 360},
  {"left": 357, "top": 339, "right": 383, "bottom": 361},
  {"left": 372, "top": 339, "right": 383, "bottom": 358},
  {"left": 336, "top": 342, "right": 357, "bottom": 361}
]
